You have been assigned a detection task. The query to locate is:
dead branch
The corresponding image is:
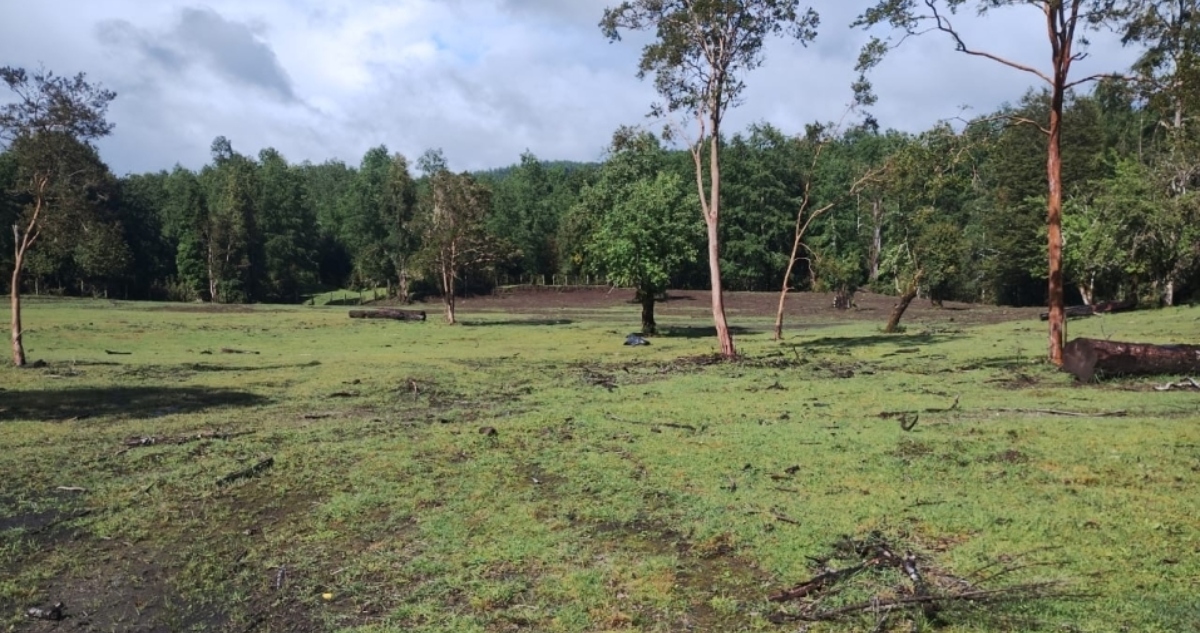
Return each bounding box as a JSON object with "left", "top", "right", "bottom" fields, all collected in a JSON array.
[
  {"left": 1155, "top": 377, "right": 1200, "bottom": 392},
  {"left": 217, "top": 457, "right": 274, "bottom": 487},
  {"left": 121, "top": 430, "right": 254, "bottom": 450},
  {"left": 795, "top": 582, "right": 1067, "bottom": 622},
  {"left": 993, "top": 408, "right": 1127, "bottom": 418}
]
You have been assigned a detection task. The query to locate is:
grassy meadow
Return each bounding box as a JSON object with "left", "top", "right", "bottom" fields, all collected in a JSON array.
[{"left": 1, "top": 293, "right": 1198, "bottom": 632}]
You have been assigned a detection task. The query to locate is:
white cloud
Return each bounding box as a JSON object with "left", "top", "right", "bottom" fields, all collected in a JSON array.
[{"left": 0, "top": 0, "right": 1139, "bottom": 175}]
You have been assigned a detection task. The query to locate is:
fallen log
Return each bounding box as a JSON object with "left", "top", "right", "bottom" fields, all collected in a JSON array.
[
  {"left": 1040, "top": 298, "right": 1136, "bottom": 321},
  {"left": 1063, "top": 338, "right": 1200, "bottom": 382},
  {"left": 349, "top": 309, "right": 426, "bottom": 321}
]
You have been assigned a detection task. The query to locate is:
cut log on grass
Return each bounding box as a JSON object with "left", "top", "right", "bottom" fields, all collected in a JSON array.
[
  {"left": 348, "top": 309, "right": 426, "bottom": 321},
  {"left": 1063, "top": 338, "right": 1200, "bottom": 382},
  {"left": 1039, "top": 298, "right": 1135, "bottom": 321}
]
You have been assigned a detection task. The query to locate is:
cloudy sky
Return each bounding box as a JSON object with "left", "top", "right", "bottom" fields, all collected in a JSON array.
[{"left": 1, "top": 0, "right": 1139, "bottom": 176}]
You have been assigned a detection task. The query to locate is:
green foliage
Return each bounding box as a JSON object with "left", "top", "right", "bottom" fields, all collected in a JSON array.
[
  {"left": 719, "top": 124, "right": 804, "bottom": 290},
  {"left": 577, "top": 132, "right": 701, "bottom": 315},
  {"left": 415, "top": 154, "right": 509, "bottom": 322},
  {"left": 601, "top": 0, "right": 819, "bottom": 121}
]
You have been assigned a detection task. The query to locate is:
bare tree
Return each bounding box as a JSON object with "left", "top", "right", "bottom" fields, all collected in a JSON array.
[
  {"left": 855, "top": 0, "right": 1130, "bottom": 366},
  {"left": 1, "top": 67, "right": 115, "bottom": 366},
  {"left": 602, "top": 0, "right": 819, "bottom": 358},
  {"left": 416, "top": 150, "right": 505, "bottom": 324}
]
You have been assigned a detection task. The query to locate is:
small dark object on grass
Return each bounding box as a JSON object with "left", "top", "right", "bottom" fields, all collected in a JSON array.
[
  {"left": 27, "top": 603, "right": 64, "bottom": 621},
  {"left": 217, "top": 457, "right": 275, "bottom": 486},
  {"left": 104, "top": 350, "right": 131, "bottom": 355},
  {"left": 349, "top": 308, "right": 426, "bottom": 321},
  {"left": 328, "top": 391, "right": 359, "bottom": 398},
  {"left": 479, "top": 426, "right": 498, "bottom": 437},
  {"left": 20, "top": 359, "right": 47, "bottom": 369},
  {"left": 220, "top": 347, "right": 259, "bottom": 355},
  {"left": 625, "top": 334, "right": 651, "bottom": 346}
]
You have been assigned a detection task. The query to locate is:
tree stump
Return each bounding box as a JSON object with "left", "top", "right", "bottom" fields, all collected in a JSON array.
[{"left": 1062, "top": 337, "right": 1200, "bottom": 382}]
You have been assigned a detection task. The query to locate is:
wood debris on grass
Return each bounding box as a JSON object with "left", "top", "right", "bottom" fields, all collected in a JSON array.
[
  {"left": 767, "top": 531, "right": 1074, "bottom": 626},
  {"left": 217, "top": 457, "right": 275, "bottom": 487},
  {"left": 120, "top": 430, "right": 255, "bottom": 452},
  {"left": 1154, "top": 377, "right": 1200, "bottom": 392}
]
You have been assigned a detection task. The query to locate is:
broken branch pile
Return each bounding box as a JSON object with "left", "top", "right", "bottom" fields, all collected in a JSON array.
[{"left": 767, "top": 532, "right": 1071, "bottom": 627}]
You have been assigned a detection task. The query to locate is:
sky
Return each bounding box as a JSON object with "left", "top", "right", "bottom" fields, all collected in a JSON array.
[{"left": 0, "top": 0, "right": 1140, "bottom": 176}]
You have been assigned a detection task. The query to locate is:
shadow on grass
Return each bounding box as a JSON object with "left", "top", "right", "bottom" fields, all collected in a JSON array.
[
  {"left": 0, "top": 386, "right": 271, "bottom": 422},
  {"left": 461, "top": 318, "right": 574, "bottom": 327},
  {"left": 660, "top": 325, "right": 754, "bottom": 339},
  {"left": 795, "top": 332, "right": 964, "bottom": 350}
]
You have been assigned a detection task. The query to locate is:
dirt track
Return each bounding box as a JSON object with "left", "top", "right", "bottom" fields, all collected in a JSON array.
[{"left": 453, "top": 287, "right": 1044, "bottom": 328}]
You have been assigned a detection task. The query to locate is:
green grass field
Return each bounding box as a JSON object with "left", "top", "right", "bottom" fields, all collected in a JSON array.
[{"left": 2, "top": 295, "right": 1198, "bottom": 632}]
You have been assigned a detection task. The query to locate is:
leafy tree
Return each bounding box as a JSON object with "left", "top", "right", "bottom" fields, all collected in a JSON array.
[
  {"left": 721, "top": 123, "right": 803, "bottom": 292},
  {"left": 298, "top": 159, "right": 356, "bottom": 287},
  {"left": 855, "top": 0, "right": 1132, "bottom": 364},
  {"left": 772, "top": 123, "right": 897, "bottom": 339},
  {"left": 164, "top": 167, "right": 210, "bottom": 300},
  {"left": 1, "top": 66, "right": 116, "bottom": 366},
  {"left": 198, "top": 136, "right": 261, "bottom": 303},
  {"left": 602, "top": 0, "right": 820, "bottom": 358},
  {"left": 415, "top": 150, "right": 507, "bottom": 324},
  {"left": 573, "top": 129, "right": 701, "bottom": 334},
  {"left": 487, "top": 151, "right": 558, "bottom": 279},
  {"left": 118, "top": 172, "right": 175, "bottom": 299},
  {"left": 339, "top": 147, "right": 419, "bottom": 299},
  {"left": 1067, "top": 157, "right": 1200, "bottom": 303},
  {"left": 1122, "top": 0, "right": 1200, "bottom": 162},
  {"left": 257, "top": 148, "right": 319, "bottom": 302}
]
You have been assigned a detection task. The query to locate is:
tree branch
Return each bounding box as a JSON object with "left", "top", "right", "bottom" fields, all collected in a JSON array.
[{"left": 924, "top": 0, "right": 1053, "bottom": 85}]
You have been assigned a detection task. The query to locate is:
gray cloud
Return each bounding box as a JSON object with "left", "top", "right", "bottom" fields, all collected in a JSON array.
[
  {"left": 96, "top": 19, "right": 190, "bottom": 72},
  {"left": 1, "top": 0, "right": 1142, "bottom": 176},
  {"left": 173, "top": 7, "right": 297, "bottom": 102}
]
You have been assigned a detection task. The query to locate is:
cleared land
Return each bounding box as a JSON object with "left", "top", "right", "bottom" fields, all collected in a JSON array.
[{"left": 1, "top": 290, "right": 1198, "bottom": 632}]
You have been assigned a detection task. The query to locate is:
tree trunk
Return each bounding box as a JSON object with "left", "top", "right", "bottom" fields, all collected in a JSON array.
[
  {"left": 10, "top": 258, "right": 26, "bottom": 367},
  {"left": 398, "top": 267, "right": 410, "bottom": 305},
  {"left": 638, "top": 289, "right": 657, "bottom": 336},
  {"left": 442, "top": 265, "right": 456, "bottom": 324},
  {"left": 1044, "top": 9, "right": 1072, "bottom": 367},
  {"left": 1079, "top": 275, "right": 1094, "bottom": 306},
  {"left": 1164, "top": 278, "right": 1175, "bottom": 307},
  {"left": 884, "top": 275, "right": 921, "bottom": 333},
  {"left": 706, "top": 135, "right": 735, "bottom": 358},
  {"left": 773, "top": 226, "right": 805, "bottom": 341},
  {"left": 207, "top": 244, "right": 219, "bottom": 303},
  {"left": 869, "top": 198, "right": 883, "bottom": 282},
  {"left": 1063, "top": 337, "right": 1200, "bottom": 382}
]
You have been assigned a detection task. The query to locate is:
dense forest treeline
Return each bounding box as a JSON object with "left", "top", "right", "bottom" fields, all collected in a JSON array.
[{"left": 1, "top": 83, "right": 1198, "bottom": 309}]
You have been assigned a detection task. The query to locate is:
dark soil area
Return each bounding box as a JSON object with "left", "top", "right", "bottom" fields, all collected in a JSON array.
[{"left": 449, "top": 288, "right": 1043, "bottom": 328}]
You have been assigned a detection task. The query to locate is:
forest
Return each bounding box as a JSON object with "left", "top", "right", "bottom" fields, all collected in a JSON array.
[{"left": 2, "top": 3, "right": 1199, "bottom": 322}]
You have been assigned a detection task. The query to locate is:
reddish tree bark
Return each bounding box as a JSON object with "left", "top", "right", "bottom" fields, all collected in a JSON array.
[{"left": 1063, "top": 338, "right": 1200, "bottom": 382}]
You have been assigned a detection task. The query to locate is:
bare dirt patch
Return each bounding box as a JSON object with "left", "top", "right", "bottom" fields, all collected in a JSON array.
[{"left": 446, "top": 288, "right": 1043, "bottom": 328}]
